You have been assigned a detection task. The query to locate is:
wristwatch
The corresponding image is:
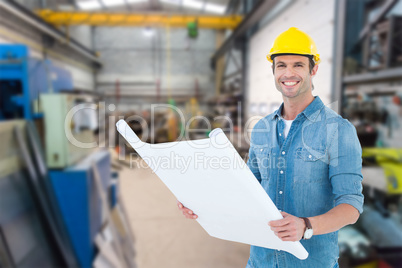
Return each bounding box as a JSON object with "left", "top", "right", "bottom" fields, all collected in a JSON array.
[{"left": 301, "top": 217, "right": 313, "bottom": 240}]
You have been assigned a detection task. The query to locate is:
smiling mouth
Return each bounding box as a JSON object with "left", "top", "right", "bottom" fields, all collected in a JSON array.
[{"left": 281, "top": 81, "right": 300, "bottom": 87}]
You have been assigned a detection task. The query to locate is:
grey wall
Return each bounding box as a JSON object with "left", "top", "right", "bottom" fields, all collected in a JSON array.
[
  {"left": 94, "top": 27, "right": 217, "bottom": 101},
  {"left": 247, "top": 0, "right": 336, "bottom": 124},
  {"left": 69, "top": 25, "right": 93, "bottom": 50}
]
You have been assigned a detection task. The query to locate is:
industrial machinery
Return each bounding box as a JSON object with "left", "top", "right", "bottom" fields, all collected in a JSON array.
[
  {"left": 362, "top": 148, "right": 402, "bottom": 195},
  {"left": 41, "top": 92, "right": 110, "bottom": 266},
  {"left": 0, "top": 44, "right": 113, "bottom": 267},
  {"left": 339, "top": 0, "right": 402, "bottom": 267},
  {"left": 41, "top": 93, "right": 99, "bottom": 168},
  {"left": 0, "top": 44, "right": 73, "bottom": 120},
  {"left": 0, "top": 120, "right": 78, "bottom": 267},
  {"left": 49, "top": 150, "right": 111, "bottom": 267}
]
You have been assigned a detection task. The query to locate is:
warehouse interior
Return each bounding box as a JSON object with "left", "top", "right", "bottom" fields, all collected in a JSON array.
[{"left": 0, "top": 0, "right": 402, "bottom": 267}]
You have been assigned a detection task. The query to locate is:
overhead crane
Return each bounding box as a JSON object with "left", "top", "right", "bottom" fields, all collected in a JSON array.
[{"left": 36, "top": 10, "right": 243, "bottom": 29}]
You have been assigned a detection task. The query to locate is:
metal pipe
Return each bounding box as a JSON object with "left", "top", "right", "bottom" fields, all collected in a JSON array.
[
  {"left": 0, "top": 0, "right": 101, "bottom": 65},
  {"left": 343, "top": 67, "right": 402, "bottom": 84},
  {"left": 331, "top": 0, "right": 346, "bottom": 111}
]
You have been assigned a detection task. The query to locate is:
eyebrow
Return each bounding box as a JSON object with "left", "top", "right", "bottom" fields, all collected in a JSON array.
[{"left": 275, "top": 61, "right": 306, "bottom": 66}]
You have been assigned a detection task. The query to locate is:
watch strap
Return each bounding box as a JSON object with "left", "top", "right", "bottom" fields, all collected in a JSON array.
[{"left": 301, "top": 217, "right": 312, "bottom": 230}]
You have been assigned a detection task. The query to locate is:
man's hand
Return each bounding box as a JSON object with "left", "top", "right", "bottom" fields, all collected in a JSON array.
[
  {"left": 177, "top": 201, "right": 198, "bottom": 219},
  {"left": 269, "top": 212, "right": 306, "bottom": 241}
]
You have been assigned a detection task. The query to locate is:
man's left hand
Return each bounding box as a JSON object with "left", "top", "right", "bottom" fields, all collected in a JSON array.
[{"left": 269, "top": 212, "right": 306, "bottom": 241}]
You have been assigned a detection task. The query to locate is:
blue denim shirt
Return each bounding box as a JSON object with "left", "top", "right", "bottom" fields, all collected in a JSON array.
[{"left": 246, "top": 96, "right": 364, "bottom": 268}]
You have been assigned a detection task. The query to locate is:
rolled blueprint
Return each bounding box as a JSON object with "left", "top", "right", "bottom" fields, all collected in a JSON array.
[{"left": 116, "top": 119, "right": 308, "bottom": 259}]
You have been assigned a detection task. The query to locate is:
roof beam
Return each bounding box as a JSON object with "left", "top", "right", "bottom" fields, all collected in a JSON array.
[
  {"left": 149, "top": 0, "right": 161, "bottom": 10},
  {"left": 211, "top": 0, "right": 278, "bottom": 64},
  {"left": 67, "top": 0, "right": 78, "bottom": 9},
  {"left": 225, "top": 0, "right": 241, "bottom": 14},
  {"left": 37, "top": 10, "right": 243, "bottom": 29},
  {"left": 124, "top": 0, "right": 133, "bottom": 11},
  {"left": 0, "top": 1, "right": 101, "bottom": 65},
  {"left": 359, "top": 0, "right": 397, "bottom": 41}
]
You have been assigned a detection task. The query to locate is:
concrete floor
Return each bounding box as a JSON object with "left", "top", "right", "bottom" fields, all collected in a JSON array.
[{"left": 119, "top": 159, "right": 250, "bottom": 268}]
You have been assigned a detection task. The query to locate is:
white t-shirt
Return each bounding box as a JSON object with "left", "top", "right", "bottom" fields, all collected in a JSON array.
[{"left": 283, "top": 119, "right": 294, "bottom": 139}]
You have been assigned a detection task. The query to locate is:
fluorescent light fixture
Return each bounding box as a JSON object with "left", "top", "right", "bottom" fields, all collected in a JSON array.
[
  {"left": 102, "top": 0, "right": 125, "bottom": 7},
  {"left": 143, "top": 27, "right": 154, "bottom": 37},
  {"left": 182, "top": 0, "right": 203, "bottom": 10},
  {"left": 77, "top": 0, "right": 101, "bottom": 10},
  {"left": 160, "top": 0, "right": 181, "bottom": 5},
  {"left": 205, "top": 3, "right": 226, "bottom": 14},
  {"left": 126, "top": 0, "right": 148, "bottom": 3},
  {"left": 102, "top": 0, "right": 148, "bottom": 7},
  {"left": 102, "top": 0, "right": 147, "bottom": 8}
]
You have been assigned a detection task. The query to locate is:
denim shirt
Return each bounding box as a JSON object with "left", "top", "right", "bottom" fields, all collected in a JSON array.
[{"left": 246, "top": 96, "right": 364, "bottom": 268}]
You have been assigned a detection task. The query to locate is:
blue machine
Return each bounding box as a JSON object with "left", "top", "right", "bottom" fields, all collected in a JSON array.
[
  {"left": 1, "top": 45, "right": 113, "bottom": 268},
  {"left": 49, "top": 150, "right": 111, "bottom": 268},
  {"left": 0, "top": 44, "right": 73, "bottom": 120}
]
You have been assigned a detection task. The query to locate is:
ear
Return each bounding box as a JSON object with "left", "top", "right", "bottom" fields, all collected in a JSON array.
[{"left": 311, "top": 64, "right": 319, "bottom": 76}]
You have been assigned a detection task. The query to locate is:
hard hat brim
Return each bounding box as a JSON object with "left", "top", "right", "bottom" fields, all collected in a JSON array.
[{"left": 267, "top": 53, "right": 320, "bottom": 65}]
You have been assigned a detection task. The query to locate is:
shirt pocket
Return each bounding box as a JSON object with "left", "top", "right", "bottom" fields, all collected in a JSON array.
[
  {"left": 253, "top": 146, "right": 271, "bottom": 181},
  {"left": 294, "top": 147, "right": 327, "bottom": 183}
]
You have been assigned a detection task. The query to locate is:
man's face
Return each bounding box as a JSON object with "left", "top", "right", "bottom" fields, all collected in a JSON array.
[{"left": 272, "top": 55, "right": 318, "bottom": 99}]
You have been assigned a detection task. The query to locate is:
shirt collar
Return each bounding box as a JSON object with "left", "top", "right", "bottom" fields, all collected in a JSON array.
[{"left": 270, "top": 96, "right": 325, "bottom": 122}]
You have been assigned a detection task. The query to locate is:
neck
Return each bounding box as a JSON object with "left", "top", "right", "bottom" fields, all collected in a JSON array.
[{"left": 281, "top": 94, "right": 314, "bottom": 120}]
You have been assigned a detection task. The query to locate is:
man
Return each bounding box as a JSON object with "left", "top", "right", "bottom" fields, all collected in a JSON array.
[{"left": 178, "top": 27, "right": 364, "bottom": 268}]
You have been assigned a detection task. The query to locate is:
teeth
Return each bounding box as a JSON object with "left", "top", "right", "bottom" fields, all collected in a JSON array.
[{"left": 283, "top": 81, "right": 298, "bottom": 86}]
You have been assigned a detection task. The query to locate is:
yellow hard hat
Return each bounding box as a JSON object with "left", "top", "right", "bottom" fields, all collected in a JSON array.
[{"left": 266, "top": 27, "right": 320, "bottom": 65}]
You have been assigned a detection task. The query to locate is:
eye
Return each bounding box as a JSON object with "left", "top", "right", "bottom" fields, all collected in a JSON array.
[
  {"left": 277, "top": 64, "right": 285, "bottom": 68},
  {"left": 295, "top": 64, "right": 303, "bottom": 67}
]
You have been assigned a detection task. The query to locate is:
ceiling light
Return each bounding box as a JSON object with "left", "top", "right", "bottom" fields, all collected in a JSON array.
[
  {"left": 182, "top": 0, "right": 203, "bottom": 10},
  {"left": 143, "top": 27, "right": 154, "bottom": 37},
  {"left": 102, "top": 0, "right": 125, "bottom": 7},
  {"left": 205, "top": 3, "right": 226, "bottom": 14},
  {"left": 77, "top": 0, "right": 101, "bottom": 10},
  {"left": 160, "top": 0, "right": 181, "bottom": 5},
  {"left": 126, "top": 0, "right": 148, "bottom": 3},
  {"left": 102, "top": 0, "right": 147, "bottom": 7}
]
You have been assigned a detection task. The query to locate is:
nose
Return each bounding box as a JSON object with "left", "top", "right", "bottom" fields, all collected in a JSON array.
[{"left": 284, "top": 66, "right": 296, "bottom": 77}]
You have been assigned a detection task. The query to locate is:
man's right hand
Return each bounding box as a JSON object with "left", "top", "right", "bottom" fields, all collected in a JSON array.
[{"left": 177, "top": 200, "right": 198, "bottom": 219}]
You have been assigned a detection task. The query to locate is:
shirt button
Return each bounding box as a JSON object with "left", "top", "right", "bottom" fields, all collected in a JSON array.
[
  {"left": 279, "top": 191, "right": 283, "bottom": 194},
  {"left": 309, "top": 155, "right": 312, "bottom": 159},
  {"left": 260, "top": 149, "right": 263, "bottom": 152},
  {"left": 282, "top": 151, "right": 285, "bottom": 155},
  {"left": 279, "top": 133, "right": 282, "bottom": 136},
  {"left": 280, "top": 170, "right": 284, "bottom": 174}
]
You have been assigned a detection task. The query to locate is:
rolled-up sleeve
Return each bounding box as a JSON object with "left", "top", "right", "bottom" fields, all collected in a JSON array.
[
  {"left": 247, "top": 146, "right": 261, "bottom": 184},
  {"left": 328, "top": 120, "right": 364, "bottom": 213}
]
